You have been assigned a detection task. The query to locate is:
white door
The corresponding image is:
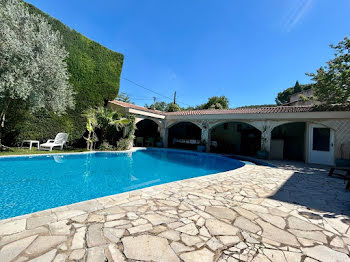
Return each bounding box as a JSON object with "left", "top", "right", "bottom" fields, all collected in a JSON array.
[{"left": 308, "top": 124, "right": 334, "bottom": 165}]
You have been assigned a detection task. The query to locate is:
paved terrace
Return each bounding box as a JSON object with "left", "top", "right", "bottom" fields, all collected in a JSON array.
[{"left": 0, "top": 163, "right": 349, "bottom": 262}]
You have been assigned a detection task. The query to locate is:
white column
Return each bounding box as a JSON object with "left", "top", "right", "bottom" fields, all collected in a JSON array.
[
  {"left": 261, "top": 127, "right": 272, "bottom": 158},
  {"left": 201, "top": 127, "right": 211, "bottom": 152},
  {"left": 160, "top": 127, "right": 168, "bottom": 148}
]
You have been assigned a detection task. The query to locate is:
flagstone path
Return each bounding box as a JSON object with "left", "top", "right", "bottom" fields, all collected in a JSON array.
[{"left": 0, "top": 162, "right": 349, "bottom": 261}]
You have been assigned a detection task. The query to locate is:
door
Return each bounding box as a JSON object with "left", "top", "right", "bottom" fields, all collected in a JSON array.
[{"left": 308, "top": 124, "right": 334, "bottom": 165}]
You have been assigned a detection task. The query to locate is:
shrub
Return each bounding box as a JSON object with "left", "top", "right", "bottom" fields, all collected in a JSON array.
[
  {"left": 116, "top": 138, "right": 133, "bottom": 151},
  {"left": 98, "top": 141, "right": 116, "bottom": 151}
]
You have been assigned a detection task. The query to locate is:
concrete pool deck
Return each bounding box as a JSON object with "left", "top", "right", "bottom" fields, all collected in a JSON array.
[{"left": 0, "top": 162, "right": 349, "bottom": 261}]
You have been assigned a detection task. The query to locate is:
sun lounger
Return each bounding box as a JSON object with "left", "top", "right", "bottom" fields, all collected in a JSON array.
[{"left": 40, "top": 133, "right": 68, "bottom": 151}]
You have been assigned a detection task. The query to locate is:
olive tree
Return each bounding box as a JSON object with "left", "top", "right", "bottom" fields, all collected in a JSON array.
[{"left": 0, "top": 0, "right": 74, "bottom": 148}]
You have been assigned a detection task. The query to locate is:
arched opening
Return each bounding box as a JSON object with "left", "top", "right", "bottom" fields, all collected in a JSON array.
[
  {"left": 134, "top": 119, "right": 160, "bottom": 147},
  {"left": 270, "top": 122, "right": 306, "bottom": 161},
  {"left": 210, "top": 122, "right": 261, "bottom": 156},
  {"left": 168, "top": 122, "right": 201, "bottom": 150}
]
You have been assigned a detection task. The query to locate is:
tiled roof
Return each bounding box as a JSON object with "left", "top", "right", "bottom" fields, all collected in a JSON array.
[
  {"left": 109, "top": 100, "right": 314, "bottom": 116},
  {"left": 109, "top": 100, "right": 166, "bottom": 115},
  {"left": 165, "top": 106, "right": 314, "bottom": 116}
]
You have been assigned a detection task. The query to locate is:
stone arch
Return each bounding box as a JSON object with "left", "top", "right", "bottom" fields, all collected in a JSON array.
[
  {"left": 270, "top": 121, "right": 307, "bottom": 161},
  {"left": 135, "top": 117, "right": 162, "bottom": 128},
  {"left": 210, "top": 121, "right": 262, "bottom": 156},
  {"left": 209, "top": 120, "right": 262, "bottom": 132},
  {"left": 167, "top": 121, "right": 202, "bottom": 150},
  {"left": 134, "top": 118, "right": 161, "bottom": 147},
  {"left": 166, "top": 120, "right": 202, "bottom": 129}
]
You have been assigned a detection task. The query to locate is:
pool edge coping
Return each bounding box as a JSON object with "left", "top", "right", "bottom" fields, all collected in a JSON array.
[
  {"left": 0, "top": 147, "right": 252, "bottom": 223},
  {"left": 0, "top": 147, "right": 142, "bottom": 159}
]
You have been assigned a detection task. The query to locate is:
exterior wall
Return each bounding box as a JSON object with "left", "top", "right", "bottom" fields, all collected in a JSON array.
[
  {"left": 314, "top": 119, "right": 350, "bottom": 159},
  {"left": 166, "top": 118, "right": 350, "bottom": 163},
  {"left": 108, "top": 101, "right": 350, "bottom": 163},
  {"left": 153, "top": 117, "right": 350, "bottom": 163}
]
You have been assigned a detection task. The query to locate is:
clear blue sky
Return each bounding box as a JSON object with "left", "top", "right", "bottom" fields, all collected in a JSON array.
[{"left": 26, "top": 0, "right": 350, "bottom": 108}]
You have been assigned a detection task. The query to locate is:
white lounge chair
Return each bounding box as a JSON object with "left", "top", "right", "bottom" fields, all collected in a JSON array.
[{"left": 40, "top": 133, "right": 68, "bottom": 151}]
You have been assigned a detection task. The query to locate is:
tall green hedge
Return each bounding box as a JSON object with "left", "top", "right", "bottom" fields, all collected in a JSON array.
[{"left": 4, "top": 3, "right": 124, "bottom": 145}]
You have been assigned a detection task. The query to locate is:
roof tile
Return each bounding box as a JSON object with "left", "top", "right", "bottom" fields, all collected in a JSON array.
[{"left": 109, "top": 100, "right": 314, "bottom": 116}]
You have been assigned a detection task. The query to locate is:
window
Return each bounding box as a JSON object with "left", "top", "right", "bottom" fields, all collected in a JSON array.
[{"left": 313, "top": 128, "right": 330, "bottom": 151}]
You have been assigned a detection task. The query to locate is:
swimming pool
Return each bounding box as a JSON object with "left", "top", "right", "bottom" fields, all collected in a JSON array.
[{"left": 0, "top": 149, "right": 244, "bottom": 219}]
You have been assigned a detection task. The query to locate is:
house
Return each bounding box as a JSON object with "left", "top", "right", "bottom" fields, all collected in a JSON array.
[
  {"left": 285, "top": 88, "right": 321, "bottom": 106},
  {"left": 108, "top": 100, "right": 350, "bottom": 166}
]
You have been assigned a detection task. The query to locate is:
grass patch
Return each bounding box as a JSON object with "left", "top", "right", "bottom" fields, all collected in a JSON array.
[{"left": 0, "top": 147, "right": 87, "bottom": 156}]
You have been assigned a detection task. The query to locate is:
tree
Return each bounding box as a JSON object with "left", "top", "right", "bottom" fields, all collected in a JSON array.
[
  {"left": 275, "top": 88, "right": 294, "bottom": 105},
  {"left": 145, "top": 96, "right": 229, "bottom": 112},
  {"left": 293, "top": 81, "right": 302, "bottom": 93},
  {"left": 145, "top": 101, "right": 167, "bottom": 111},
  {"left": 307, "top": 36, "right": 350, "bottom": 104},
  {"left": 198, "top": 96, "right": 229, "bottom": 109},
  {"left": 116, "top": 92, "right": 132, "bottom": 103},
  {"left": 165, "top": 103, "right": 181, "bottom": 112},
  {"left": 0, "top": 0, "right": 74, "bottom": 148},
  {"left": 275, "top": 83, "right": 314, "bottom": 105}
]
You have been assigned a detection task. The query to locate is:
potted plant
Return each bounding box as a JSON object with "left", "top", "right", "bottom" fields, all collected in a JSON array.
[
  {"left": 156, "top": 138, "right": 163, "bottom": 148},
  {"left": 257, "top": 150, "right": 269, "bottom": 159},
  {"left": 197, "top": 140, "right": 206, "bottom": 152}
]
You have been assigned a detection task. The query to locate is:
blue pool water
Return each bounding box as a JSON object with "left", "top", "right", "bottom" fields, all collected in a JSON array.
[{"left": 0, "top": 149, "right": 244, "bottom": 219}]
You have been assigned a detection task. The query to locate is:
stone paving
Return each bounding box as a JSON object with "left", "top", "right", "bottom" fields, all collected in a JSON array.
[{"left": 0, "top": 162, "right": 349, "bottom": 262}]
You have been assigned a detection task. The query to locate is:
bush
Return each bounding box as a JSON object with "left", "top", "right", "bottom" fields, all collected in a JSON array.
[
  {"left": 3, "top": 3, "right": 124, "bottom": 145},
  {"left": 116, "top": 138, "right": 133, "bottom": 151},
  {"left": 98, "top": 141, "right": 116, "bottom": 151}
]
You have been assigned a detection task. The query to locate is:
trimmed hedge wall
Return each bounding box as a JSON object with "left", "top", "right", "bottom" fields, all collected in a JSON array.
[{"left": 4, "top": 3, "right": 124, "bottom": 145}]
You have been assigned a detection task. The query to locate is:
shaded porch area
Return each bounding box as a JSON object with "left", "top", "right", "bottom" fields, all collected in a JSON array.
[
  {"left": 270, "top": 122, "right": 306, "bottom": 161},
  {"left": 168, "top": 122, "right": 201, "bottom": 150},
  {"left": 134, "top": 119, "right": 160, "bottom": 147},
  {"left": 210, "top": 122, "right": 261, "bottom": 156}
]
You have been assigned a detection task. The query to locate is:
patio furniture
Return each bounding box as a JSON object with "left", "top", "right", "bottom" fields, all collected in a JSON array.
[
  {"left": 173, "top": 138, "right": 200, "bottom": 145},
  {"left": 145, "top": 137, "right": 155, "bottom": 147},
  {"left": 21, "top": 140, "right": 40, "bottom": 150},
  {"left": 135, "top": 137, "right": 144, "bottom": 147},
  {"left": 329, "top": 166, "right": 350, "bottom": 190},
  {"left": 40, "top": 133, "right": 68, "bottom": 151}
]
